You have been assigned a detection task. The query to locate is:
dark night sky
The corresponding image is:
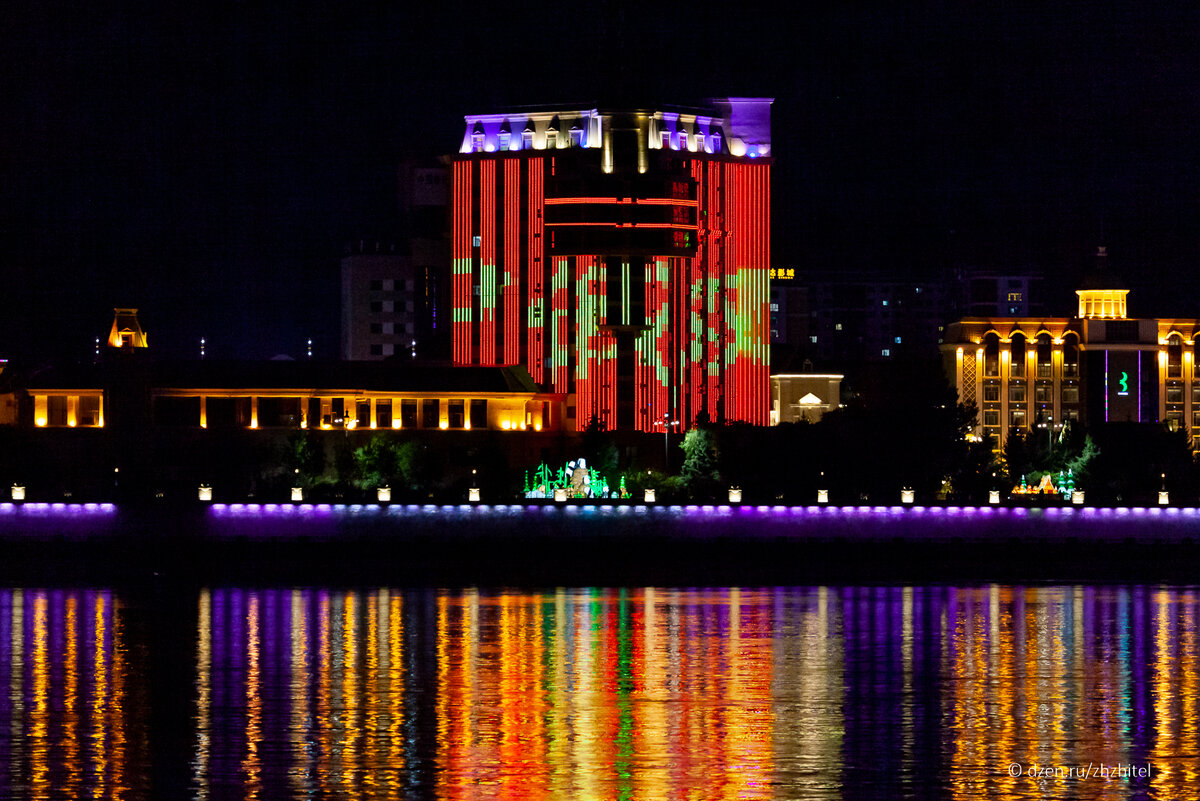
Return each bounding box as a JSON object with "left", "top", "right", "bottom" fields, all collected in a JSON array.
[{"left": 3, "top": 2, "right": 1199, "bottom": 362}]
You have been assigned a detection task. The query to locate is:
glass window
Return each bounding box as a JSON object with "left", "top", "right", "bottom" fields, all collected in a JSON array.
[
  {"left": 1034, "top": 385, "right": 1052, "bottom": 403},
  {"left": 983, "top": 385, "right": 1000, "bottom": 402},
  {"left": 1167, "top": 386, "right": 1184, "bottom": 404},
  {"left": 79, "top": 395, "right": 101, "bottom": 426},
  {"left": 1009, "top": 383, "right": 1026, "bottom": 403},
  {"left": 401, "top": 400, "right": 418, "bottom": 428},
  {"left": 983, "top": 410, "right": 1000, "bottom": 427},
  {"left": 375, "top": 400, "right": 392, "bottom": 428},
  {"left": 1010, "top": 409, "right": 1026, "bottom": 428},
  {"left": 469, "top": 399, "right": 488, "bottom": 429},
  {"left": 47, "top": 395, "right": 68, "bottom": 426},
  {"left": 422, "top": 399, "right": 439, "bottom": 428},
  {"left": 448, "top": 400, "right": 465, "bottom": 428},
  {"left": 1062, "top": 385, "right": 1079, "bottom": 404}
]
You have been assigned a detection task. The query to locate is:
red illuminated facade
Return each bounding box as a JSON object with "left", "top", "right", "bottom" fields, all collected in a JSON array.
[{"left": 452, "top": 100, "right": 772, "bottom": 431}]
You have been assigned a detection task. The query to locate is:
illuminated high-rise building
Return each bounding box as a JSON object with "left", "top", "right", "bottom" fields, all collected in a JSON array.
[{"left": 451, "top": 98, "right": 772, "bottom": 431}]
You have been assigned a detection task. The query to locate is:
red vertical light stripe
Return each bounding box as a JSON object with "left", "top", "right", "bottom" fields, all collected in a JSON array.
[
  {"left": 527, "top": 160, "right": 545, "bottom": 384},
  {"left": 480, "top": 161, "right": 496, "bottom": 365},
  {"left": 504, "top": 158, "right": 520, "bottom": 365},
  {"left": 452, "top": 160, "right": 473, "bottom": 365}
]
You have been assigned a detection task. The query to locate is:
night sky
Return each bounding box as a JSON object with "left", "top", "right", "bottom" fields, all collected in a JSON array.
[{"left": 4, "top": 2, "right": 1198, "bottom": 362}]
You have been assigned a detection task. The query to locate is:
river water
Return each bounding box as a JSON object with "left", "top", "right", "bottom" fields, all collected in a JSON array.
[{"left": 0, "top": 584, "right": 1195, "bottom": 799}]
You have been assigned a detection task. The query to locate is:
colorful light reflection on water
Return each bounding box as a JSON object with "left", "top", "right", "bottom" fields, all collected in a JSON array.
[{"left": 3, "top": 586, "right": 1200, "bottom": 798}]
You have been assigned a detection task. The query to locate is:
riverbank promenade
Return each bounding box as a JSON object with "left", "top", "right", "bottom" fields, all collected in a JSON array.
[{"left": 1, "top": 500, "right": 1197, "bottom": 584}]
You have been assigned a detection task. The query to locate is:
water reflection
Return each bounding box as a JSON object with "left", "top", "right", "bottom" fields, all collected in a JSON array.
[
  {"left": 3, "top": 586, "right": 1200, "bottom": 798},
  {"left": 0, "top": 589, "right": 145, "bottom": 799}
]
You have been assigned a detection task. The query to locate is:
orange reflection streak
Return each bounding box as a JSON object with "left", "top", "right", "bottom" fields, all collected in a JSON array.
[
  {"left": 63, "top": 595, "right": 80, "bottom": 797},
  {"left": 289, "top": 590, "right": 313, "bottom": 801},
  {"left": 634, "top": 587, "right": 669, "bottom": 800},
  {"left": 726, "top": 588, "right": 775, "bottom": 800},
  {"left": 110, "top": 596, "right": 128, "bottom": 798},
  {"left": 342, "top": 593, "right": 360, "bottom": 796},
  {"left": 30, "top": 593, "right": 48, "bottom": 799},
  {"left": 364, "top": 591, "right": 381, "bottom": 800},
  {"left": 546, "top": 590, "right": 570, "bottom": 800},
  {"left": 193, "top": 590, "right": 211, "bottom": 801},
  {"left": 434, "top": 594, "right": 450, "bottom": 797},
  {"left": 1181, "top": 594, "right": 1200, "bottom": 790},
  {"left": 498, "top": 594, "right": 523, "bottom": 800},
  {"left": 317, "top": 592, "right": 332, "bottom": 799},
  {"left": 387, "top": 593, "right": 405, "bottom": 793},
  {"left": 10, "top": 592, "right": 23, "bottom": 796},
  {"left": 1149, "top": 589, "right": 1195, "bottom": 799},
  {"left": 242, "top": 593, "right": 262, "bottom": 800},
  {"left": 91, "top": 594, "right": 108, "bottom": 801}
]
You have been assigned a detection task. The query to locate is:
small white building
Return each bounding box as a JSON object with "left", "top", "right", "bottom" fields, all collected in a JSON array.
[{"left": 770, "top": 373, "right": 843, "bottom": 424}]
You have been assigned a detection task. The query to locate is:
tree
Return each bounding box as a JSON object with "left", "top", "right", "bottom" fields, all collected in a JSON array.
[
  {"left": 351, "top": 433, "right": 401, "bottom": 490},
  {"left": 290, "top": 431, "right": 325, "bottom": 486},
  {"left": 679, "top": 427, "right": 720, "bottom": 500}
]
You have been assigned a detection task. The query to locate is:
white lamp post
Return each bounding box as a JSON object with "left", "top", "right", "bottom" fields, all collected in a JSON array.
[{"left": 653, "top": 413, "right": 680, "bottom": 471}]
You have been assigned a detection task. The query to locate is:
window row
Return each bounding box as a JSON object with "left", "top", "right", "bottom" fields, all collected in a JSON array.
[
  {"left": 149, "top": 396, "right": 547, "bottom": 432},
  {"left": 981, "top": 384, "right": 1079, "bottom": 404}
]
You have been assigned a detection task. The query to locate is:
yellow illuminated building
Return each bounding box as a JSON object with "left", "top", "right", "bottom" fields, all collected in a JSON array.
[
  {"left": 9, "top": 308, "right": 566, "bottom": 433},
  {"left": 942, "top": 247, "right": 1200, "bottom": 448}
]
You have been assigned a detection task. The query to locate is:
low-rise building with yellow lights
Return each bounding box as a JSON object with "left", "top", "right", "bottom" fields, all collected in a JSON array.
[
  {"left": 942, "top": 248, "right": 1200, "bottom": 448},
  {"left": 4, "top": 309, "right": 566, "bottom": 435}
]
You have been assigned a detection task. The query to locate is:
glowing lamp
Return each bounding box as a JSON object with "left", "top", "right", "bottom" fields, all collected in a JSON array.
[
  {"left": 291, "top": 487, "right": 303, "bottom": 502},
  {"left": 901, "top": 489, "right": 915, "bottom": 504},
  {"left": 1072, "top": 490, "right": 1085, "bottom": 505},
  {"left": 501, "top": 420, "right": 511, "bottom": 430},
  {"left": 392, "top": 420, "right": 401, "bottom": 429},
  {"left": 533, "top": 422, "right": 542, "bottom": 432},
  {"left": 728, "top": 487, "right": 742, "bottom": 504},
  {"left": 198, "top": 485, "right": 212, "bottom": 502},
  {"left": 464, "top": 421, "right": 471, "bottom": 430},
  {"left": 377, "top": 486, "right": 391, "bottom": 503},
  {"left": 554, "top": 488, "right": 567, "bottom": 502},
  {"left": 299, "top": 420, "right": 306, "bottom": 429},
  {"left": 68, "top": 420, "right": 76, "bottom": 428},
  {"left": 468, "top": 487, "right": 481, "bottom": 503},
  {"left": 439, "top": 421, "right": 449, "bottom": 430},
  {"left": 643, "top": 488, "right": 655, "bottom": 503},
  {"left": 11, "top": 485, "right": 25, "bottom": 502},
  {"left": 35, "top": 418, "right": 46, "bottom": 428},
  {"left": 989, "top": 490, "right": 1000, "bottom": 504},
  {"left": 817, "top": 489, "right": 829, "bottom": 504},
  {"left": 1159, "top": 491, "right": 1170, "bottom": 506}
]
